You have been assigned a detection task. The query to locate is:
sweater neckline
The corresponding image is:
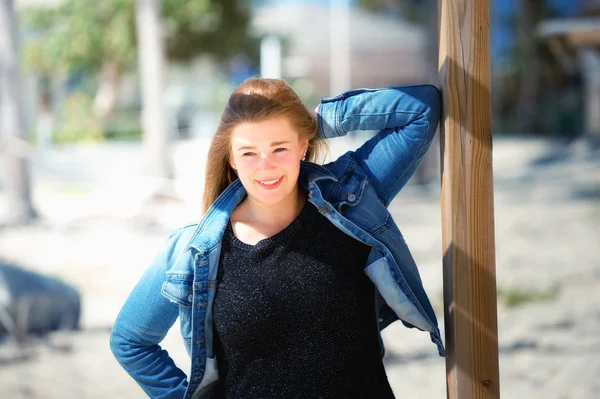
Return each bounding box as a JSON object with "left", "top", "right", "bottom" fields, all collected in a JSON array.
[{"left": 225, "top": 200, "right": 311, "bottom": 252}]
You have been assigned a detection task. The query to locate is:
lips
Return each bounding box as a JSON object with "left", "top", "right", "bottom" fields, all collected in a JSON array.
[{"left": 256, "top": 176, "right": 283, "bottom": 186}]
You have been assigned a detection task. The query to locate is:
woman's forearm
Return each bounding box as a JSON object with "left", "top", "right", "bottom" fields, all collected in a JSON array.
[
  {"left": 110, "top": 328, "right": 188, "bottom": 398},
  {"left": 316, "top": 85, "right": 441, "bottom": 140}
]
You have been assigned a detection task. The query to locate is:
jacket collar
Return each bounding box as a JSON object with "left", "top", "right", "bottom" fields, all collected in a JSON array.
[{"left": 298, "top": 160, "right": 338, "bottom": 189}]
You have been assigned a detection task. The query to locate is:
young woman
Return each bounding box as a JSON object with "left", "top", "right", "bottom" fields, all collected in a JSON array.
[{"left": 110, "top": 78, "right": 446, "bottom": 399}]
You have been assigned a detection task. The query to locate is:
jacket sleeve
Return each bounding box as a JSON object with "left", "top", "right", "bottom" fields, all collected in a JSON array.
[
  {"left": 110, "top": 231, "right": 188, "bottom": 399},
  {"left": 316, "top": 85, "right": 441, "bottom": 206}
]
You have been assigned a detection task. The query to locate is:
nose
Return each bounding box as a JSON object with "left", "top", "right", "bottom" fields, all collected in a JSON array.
[{"left": 258, "top": 153, "right": 275, "bottom": 170}]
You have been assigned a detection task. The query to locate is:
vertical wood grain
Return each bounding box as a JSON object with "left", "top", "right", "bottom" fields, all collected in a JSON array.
[{"left": 438, "top": 0, "right": 500, "bottom": 397}]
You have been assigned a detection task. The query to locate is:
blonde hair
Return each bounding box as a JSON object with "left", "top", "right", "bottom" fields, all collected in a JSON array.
[{"left": 202, "top": 78, "right": 328, "bottom": 215}]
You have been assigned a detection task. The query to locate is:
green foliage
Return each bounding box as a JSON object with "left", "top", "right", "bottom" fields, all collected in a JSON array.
[
  {"left": 51, "top": 92, "right": 143, "bottom": 142},
  {"left": 163, "top": 0, "right": 258, "bottom": 63},
  {"left": 104, "top": 108, "right": 143, "bottom": 140},
  {"left": 53, "top": 92, "right": 104, "bottom": 143},
  {"left": 21, "top": 0, "right": 258, "bottom": 74},
  {"left": 497, "top": 284, "right": 560, "bottom": 308},
  {"left": 357, "top": 0, "right": 426, "bottom": 22},
  {"left": 22, "top": 0, "right": 136, "bottom": 73}
]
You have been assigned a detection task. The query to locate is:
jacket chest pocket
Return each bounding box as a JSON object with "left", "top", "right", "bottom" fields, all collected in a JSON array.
[
  {"left": 339, "top": 179, "right": 391, "bottom": 236},
  {"left": 335, "top": 171, "right": 366, "bottom": 208},
  {"left": 161, "top": 273, "right": 194, "bottom": 345}
]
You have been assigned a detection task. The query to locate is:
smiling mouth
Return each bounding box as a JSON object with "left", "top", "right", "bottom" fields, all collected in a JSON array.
[{"left": 256, "top": 176, "right": 283, "bottom": 186}]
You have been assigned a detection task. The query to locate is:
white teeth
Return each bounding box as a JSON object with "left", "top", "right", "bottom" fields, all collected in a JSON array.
[{"left": 259, "top": 177, "right": 281, "bottom": 185}]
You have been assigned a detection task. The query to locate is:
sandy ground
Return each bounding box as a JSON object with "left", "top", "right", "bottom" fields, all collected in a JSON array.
[{"left": 0, "top": 135, "right": 599, "bottom": 398}]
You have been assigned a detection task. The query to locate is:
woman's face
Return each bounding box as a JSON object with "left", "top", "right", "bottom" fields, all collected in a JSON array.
[{"left": 229, "top": 116, "right": 308, "bottom": 207}]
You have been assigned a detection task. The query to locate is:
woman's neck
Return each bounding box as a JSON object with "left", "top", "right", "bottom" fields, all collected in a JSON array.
[
  {"left": 229, "top": 187, "right": 306, "bottom": 245},
  {"left": 237, "top": 188, "right": 306, "bottom": 229}
]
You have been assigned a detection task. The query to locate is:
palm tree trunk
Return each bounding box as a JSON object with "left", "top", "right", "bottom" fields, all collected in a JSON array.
[
  {"left": 135, "top": 0, "right": 173, "bottom": 188},
  {"left": 0, "top": 0, "right": 36, "bottom": 225},
  {"left": 93, "top": 61, "right": 121, "bottom": 139}
]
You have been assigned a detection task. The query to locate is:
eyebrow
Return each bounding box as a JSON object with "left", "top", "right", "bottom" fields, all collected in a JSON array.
[{"left": 236, "top": 141, "right": 291, "bottom": 151}]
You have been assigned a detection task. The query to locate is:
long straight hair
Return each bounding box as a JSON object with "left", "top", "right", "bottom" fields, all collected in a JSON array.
[{"left": 202, "top": 78, "right": 327, "bottom": 215}]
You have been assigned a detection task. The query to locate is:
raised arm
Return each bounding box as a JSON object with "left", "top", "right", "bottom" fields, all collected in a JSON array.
[
  {"left": 316, "top": 85, "right": 441, "bottom": 206},
  {"left": 109, "top": 232, "right": 188, "bottom": 399}
]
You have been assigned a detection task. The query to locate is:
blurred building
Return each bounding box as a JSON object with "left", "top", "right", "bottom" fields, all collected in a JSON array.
[{"left": 252, "top": 3, "right": 432, "bottom": 99}]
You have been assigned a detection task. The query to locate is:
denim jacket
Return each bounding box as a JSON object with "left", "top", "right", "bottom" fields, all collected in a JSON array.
[{"left": 110, "top": 85, "right": 447, "bottom": 399}]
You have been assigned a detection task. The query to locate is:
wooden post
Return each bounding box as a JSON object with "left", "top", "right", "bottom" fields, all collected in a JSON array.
[{"left": 438, "top": 0, "right": 500, "bottom": 398}]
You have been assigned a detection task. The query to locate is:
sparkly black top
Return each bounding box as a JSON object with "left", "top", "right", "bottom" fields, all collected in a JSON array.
[{"left": 212, "top": 201, "right": 395, "bottom": 399}]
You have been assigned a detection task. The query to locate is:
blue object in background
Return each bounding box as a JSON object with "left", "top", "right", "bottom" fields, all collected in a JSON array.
[{"left": 0, "top": 262, "right": 81, "bottom": 338}]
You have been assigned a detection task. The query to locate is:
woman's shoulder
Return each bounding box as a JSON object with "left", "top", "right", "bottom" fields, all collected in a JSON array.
[
  {"left": 157, "top": 222, "right": 203, "bottom": 275},
  {"left": 163, "top": 222, "right": 202, "bottom": 253},
  {"left": 168, "top": 221, "right": 201, "bottom": 238}
]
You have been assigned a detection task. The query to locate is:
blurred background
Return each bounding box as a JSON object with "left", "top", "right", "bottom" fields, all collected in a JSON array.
[{"left": 1, "top": 0, "right": 599, "bottom": 398}]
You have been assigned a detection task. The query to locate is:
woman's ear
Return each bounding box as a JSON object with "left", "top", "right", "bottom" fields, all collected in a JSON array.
[
  {"left": 301, "top": 139, "right": 309, "bottom": 155},
  {"left": 301, "top": 142, "right": 309, "bottom": 161}
]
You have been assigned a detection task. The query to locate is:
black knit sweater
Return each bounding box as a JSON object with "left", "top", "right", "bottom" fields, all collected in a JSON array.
[{"left": 212, "top": 201, "right": 395, "bottom": 399}]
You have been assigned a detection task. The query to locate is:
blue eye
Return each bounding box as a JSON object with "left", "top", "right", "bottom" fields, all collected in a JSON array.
[
  {"left": 242, "top": 152, "right": 255, "bottom": 157},
  {"left": 274, "top": 148, "right": 287, "bottom": 153}
]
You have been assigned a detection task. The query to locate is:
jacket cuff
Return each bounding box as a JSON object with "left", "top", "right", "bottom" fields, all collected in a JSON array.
[{"left": 316, "top": 100, "right": 343, "bottom": 139}]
